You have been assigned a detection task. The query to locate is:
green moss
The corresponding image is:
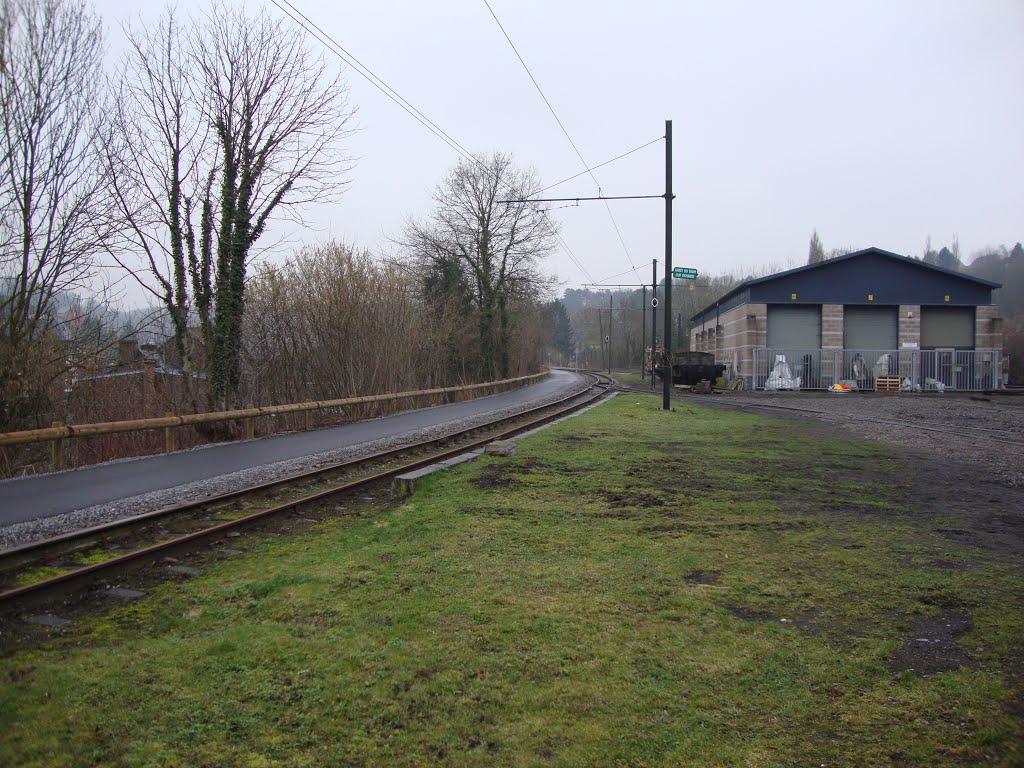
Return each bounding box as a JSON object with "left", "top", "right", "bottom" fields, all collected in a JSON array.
[
  {"left": 69, "top": 548, "right": 122, "bottom": 566},
  {"left": 13, "top": 565, "right": 67, "bottom": 586}
]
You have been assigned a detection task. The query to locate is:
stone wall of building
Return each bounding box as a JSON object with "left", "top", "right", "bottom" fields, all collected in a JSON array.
[
  {"left": 822, "top": 304, "right": 843, "bottom": 349},
  {"left": 690, "top": 302, "right": 767, "bottom": 385},
  {"left": 898, "top": 305, "right": 921, "bottom": 349},
  {"left": 975, "top": 305, "right": 1002, "bottom": 352}
]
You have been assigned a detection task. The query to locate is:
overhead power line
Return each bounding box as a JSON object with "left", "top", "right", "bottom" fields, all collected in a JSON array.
[
  {"left": 269, "top": 0, "right": 597, "bottom": 283},
  {"left": 482, "top": 0, "right": 646, "bottom": 281},
  {"left": 589, "top": 265, "right": 650, "bottom": 285},
  {"left": 482, "top": 0, "right": 595, "bottom": 186},
  {"left": 536, "top": 136, "right": 663, "bottom": 196},
  {"left": 273, "top": 0, "right": 472, "bottom": 166},
  {"left": 503, "top": 194, "right": 662, "bottom": 204}
]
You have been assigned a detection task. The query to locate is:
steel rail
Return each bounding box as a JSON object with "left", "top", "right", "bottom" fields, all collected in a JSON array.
[
  {"left": 1, "top": 376, "right": 599, "bottom": 562},
  {"left": 0, "top": 374, "right": 612, "bottom": 606}
]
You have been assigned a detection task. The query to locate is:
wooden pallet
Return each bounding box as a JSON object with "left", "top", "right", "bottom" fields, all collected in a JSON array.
[{"left": 875, "top": 375, "right": 902, "bottom": 395}]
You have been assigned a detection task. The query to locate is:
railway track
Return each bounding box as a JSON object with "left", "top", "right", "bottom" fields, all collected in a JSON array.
[{"left": 0, "top": 373, "right": 612, "bottom": 614}]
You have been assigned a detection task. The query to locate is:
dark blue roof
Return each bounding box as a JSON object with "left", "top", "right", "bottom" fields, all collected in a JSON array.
[{"left": 690, "top": 247, "right": 1000, "bottom": 325}]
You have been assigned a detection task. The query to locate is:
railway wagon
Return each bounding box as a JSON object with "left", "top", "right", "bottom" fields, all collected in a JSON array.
[{"left": 649, "top": 349, "right": 726, "bottom": 386}]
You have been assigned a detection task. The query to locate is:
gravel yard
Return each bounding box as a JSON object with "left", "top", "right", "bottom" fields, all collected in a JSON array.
[{"left": 699, "top": 390, "right": 1024, "bottom": 487}]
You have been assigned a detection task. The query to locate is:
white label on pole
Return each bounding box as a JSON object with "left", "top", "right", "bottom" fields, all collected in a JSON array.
[
  {"left": 604, "top": 335, "right": 610, "bottom": 343},
  {"left": 651, "top": 298, "right": 659, "bottom": 308}
]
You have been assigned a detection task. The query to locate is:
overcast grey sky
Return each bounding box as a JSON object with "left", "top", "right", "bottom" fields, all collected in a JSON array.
[{"left": 94, "top": 0, "right": 1023, "bottom": 295}]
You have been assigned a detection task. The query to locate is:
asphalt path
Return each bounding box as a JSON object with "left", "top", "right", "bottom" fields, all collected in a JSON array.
[{"left": 0, "top": 370, "right": 584, "bottom": 527}]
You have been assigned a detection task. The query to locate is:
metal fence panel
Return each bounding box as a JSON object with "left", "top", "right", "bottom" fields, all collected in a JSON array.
[{"left": 752, "top": 348, "right": 1000, "bottom": 391}]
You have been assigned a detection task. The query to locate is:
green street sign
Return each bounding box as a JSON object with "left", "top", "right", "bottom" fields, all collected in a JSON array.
[{"left": 672, "top": 267, "right": 698, "bottom": 280}]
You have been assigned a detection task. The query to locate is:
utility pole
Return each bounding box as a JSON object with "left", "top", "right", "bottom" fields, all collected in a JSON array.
[
  {"left": 651, "top": 258, "right": 657, "bottom": 391},
  {"left": 608, "top": 292, "right": 613, "bottom": 377},
  {"left": 493, "top": 118, "right": 675, "bottom": 398},
  {"left": 662, "top": 118, "right": 674, "bottom": 411},
  {"left": 641, "top": 285, "right": 646, "bottom": 381},
  {"left": 622, "top": 299, "right": 628, "bottom": 373}
]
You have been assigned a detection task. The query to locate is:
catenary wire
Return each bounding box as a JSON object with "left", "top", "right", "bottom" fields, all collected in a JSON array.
[
  {"left": 482, "top": 0, "right": 645, "bottom": 282},
  {"left": 270, "top": 0, "right": 597, "bottom": 283},
  {"left": 590, "top": 265, "right": 649, "bottom": 286},
  {"left": 536, "top": 136, "right": 663, "bottom": 196}
]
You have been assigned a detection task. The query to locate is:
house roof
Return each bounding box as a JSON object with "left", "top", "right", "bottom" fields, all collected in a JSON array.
[{"left": 690, "top": 247, "right": 1001, "bottom": 322}]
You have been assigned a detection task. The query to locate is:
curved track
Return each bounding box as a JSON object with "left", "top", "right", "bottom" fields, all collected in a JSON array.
[
  {"left": 0, "top": 373, "right": 612, "bottom": 610},
  {"left": 0, "top": 370, "right": 582, "bottom": 528}
]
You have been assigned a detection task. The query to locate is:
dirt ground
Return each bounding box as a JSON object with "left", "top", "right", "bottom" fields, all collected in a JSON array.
[
  {"left": 619, "top": 386, "right": 1024, "bottom": 688},
  {"left": 488, "top": 403, "right": 1021, "bottom": 690},
  {"left": 682, "top": 388, "right": 1024, "bottom": 488},
  {"left": 746, "top": 393, "right": 1024, "bottom": 571}
]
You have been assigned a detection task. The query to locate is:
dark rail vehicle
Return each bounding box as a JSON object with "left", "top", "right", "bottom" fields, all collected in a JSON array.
[{"left": 650, "top": 349, "right": 726, "bottom": 386}]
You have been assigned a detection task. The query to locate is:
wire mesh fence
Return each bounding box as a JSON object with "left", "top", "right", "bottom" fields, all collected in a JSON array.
[{"left": 751, "top": 348, "right": 1001, "bottom": 392}]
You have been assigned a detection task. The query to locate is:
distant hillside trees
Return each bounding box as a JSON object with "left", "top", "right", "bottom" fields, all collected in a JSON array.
[
  {"left": 967, "top": 242, "right": 1024, "bottom": 318},
  {"left": 548, "top": 300, "right": 574, "bottom": 362},
  {"left": 805, "top": 230, "right": 855, "bottom": 264},
  {"left": 931, "top": 246, "right": 962, "bottom": 272},
  {"left": 920, "top": 235, "right": 965, "bottom": 272}
]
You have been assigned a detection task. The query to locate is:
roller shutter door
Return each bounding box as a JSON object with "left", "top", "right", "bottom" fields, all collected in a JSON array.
[
  {"left": 843, "top": 306, "right": 898, "bottom": 350},
  {"left": 767, "top": 305, "right": 821, "bottom": 348},
  {"left": 921, "top": 307, "right": 974, "bottom": 349}
]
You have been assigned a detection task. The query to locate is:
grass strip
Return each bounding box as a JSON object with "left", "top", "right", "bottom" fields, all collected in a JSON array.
[{"left": 1, "top": 395, "right": 1021, "bottom": 766}]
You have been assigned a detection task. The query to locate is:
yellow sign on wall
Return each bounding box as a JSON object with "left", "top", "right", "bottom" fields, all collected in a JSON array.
[
  {"left": 944, "top": 295, "right": 951, "bottom": 302},
  {"left": 790, "top": 293, "right": 797, "bottom": 300},
  {"left": 867, "top": 294, "right": 874, "bottom": 301}
]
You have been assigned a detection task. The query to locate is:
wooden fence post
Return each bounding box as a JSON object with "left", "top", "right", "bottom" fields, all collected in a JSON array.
[
  {"left": 245, "top": 405, "right": 255, "bottom": 440},
  {"left": 164, "top": 411, "right": 176, "bottom": 453},
  {"left": 50, "top": 421, "right": 63, "bottom": 471},
  {"left": 304, "top": 409, "right": 313, "bottom": 431}
]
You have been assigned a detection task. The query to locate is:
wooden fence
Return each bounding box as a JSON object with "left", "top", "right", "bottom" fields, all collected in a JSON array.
[{"left": 0, "top": 372, "right": 549, "bottom": 471}]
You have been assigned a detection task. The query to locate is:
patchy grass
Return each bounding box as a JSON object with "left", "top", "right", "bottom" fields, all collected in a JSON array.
[
  {"left": 1, "top": 395, "right": 1021, "bottom": 767},
  {"left": 12, "top": 565, "right": 67, "bottom": 587},
  {"left": 613, "top": 371, "right": 649, "bottom": 388},
  {"left": 68, "top": 548, "right": 125, "bottom": 567}
]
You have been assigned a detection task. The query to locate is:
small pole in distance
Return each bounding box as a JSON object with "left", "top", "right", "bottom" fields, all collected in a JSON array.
[
  {"left": 662, "top": 118, "right": 673, "bottom": 411},
  {"left": 608, "top": 291, "right": 613, "bottom": 377},
  {"left": 641, "top": 285, "right": 647, "bottom": 381},
  {"left": 651, "top": 258, "right": 657, "bottom": 391}
]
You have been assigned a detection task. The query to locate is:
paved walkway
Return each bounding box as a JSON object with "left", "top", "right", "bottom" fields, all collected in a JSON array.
[{"left": 0, "top": 371, "right": 583, "bottom": 526}]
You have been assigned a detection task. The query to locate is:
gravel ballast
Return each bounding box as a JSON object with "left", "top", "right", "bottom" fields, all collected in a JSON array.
[{"left": 0, "top": 374, "right": 593, "bottom": 550}]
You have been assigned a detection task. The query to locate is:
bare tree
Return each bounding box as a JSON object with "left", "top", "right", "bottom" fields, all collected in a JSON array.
[
  {"left": 0, "top": 0, "right": 107, "bottom": 428},
  {"left": 241, "top": 243, "right": 457, "bottom": 405},
  {"left": 194, "top": 2, "right": 356, "bottom": 408},
  {"left": 106, "top": 2, "right": 356, "bottom": 411},
  {"left": 104, "top": 8, "right": 209, "bottom": 402},
  {"left": 406, "top": 152, "right": 557, "bottom": 379}
]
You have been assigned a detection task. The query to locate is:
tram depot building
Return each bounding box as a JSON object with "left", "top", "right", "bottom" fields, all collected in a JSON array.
[{"left": 689, "top": 247, "right": 1003, "bottom": 391}]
